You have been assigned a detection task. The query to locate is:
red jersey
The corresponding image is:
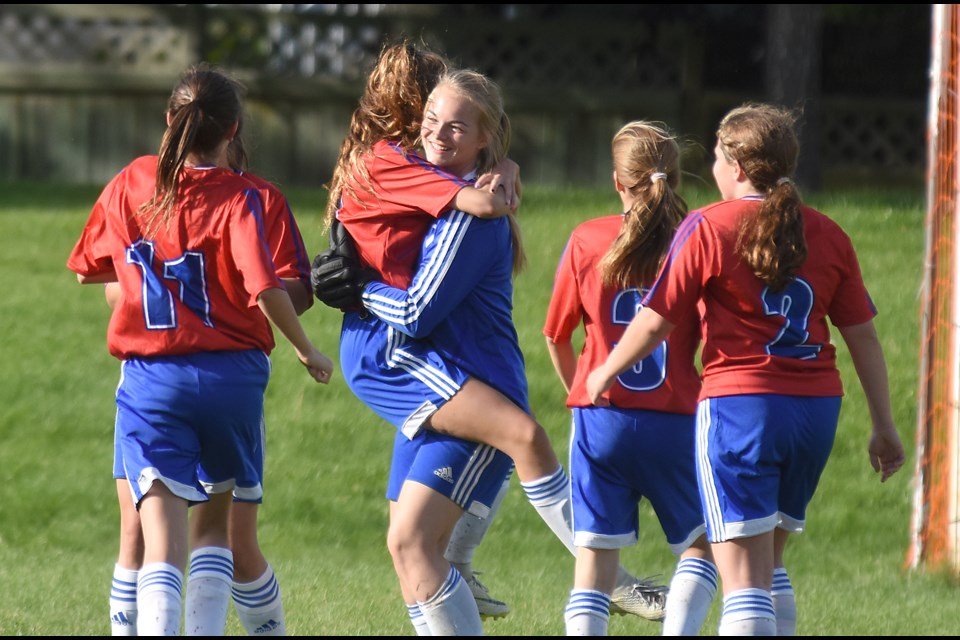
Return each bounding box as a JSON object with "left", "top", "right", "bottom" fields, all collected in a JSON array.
[
  {"left": 239, "top": 171, "right": 311, "bottom": 283},
  {"left": 67, "top": 155, "right": 283, "bottom": 359},
  {"left": 645, "top": 197, "right": 877, "bottom": 399},
  {"left": 336, "top": 140, "right": 470, "bottom": 288},
  {"left": 543, "top": 214, "right": 701, "bottom": 414}
]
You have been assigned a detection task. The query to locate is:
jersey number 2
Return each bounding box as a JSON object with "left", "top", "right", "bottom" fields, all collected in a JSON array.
[{"left": 762, "top": 277, "right": 821, "bottom": 359}]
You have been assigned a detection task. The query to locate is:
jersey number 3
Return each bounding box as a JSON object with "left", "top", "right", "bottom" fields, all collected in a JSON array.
[{"left": 611, "top": 289, "right": 667, "bottom": 391}]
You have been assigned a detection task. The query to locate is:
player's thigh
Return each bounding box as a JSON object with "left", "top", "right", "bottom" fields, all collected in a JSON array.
[
  {"left": 429, "top": 377, "right": 539, "bottom": 451},
  {"left": 389, "top": 480, "right": 464, "bottom": 553}
]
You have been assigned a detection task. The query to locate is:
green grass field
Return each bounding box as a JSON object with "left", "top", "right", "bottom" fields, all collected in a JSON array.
[{"left": 1, "top": 180, "right": 956, "bottom": 635}]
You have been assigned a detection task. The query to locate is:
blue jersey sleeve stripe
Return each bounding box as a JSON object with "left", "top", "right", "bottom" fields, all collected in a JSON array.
[
  {"left": 363, "top": 211, "right": 472, "bottom": 327},
  {"left": 282, "top": 201, "right": 311, "bottom": 279},
  {"left": 642, "top": 210, "right": 704, "bottom": 305},
  {"left": 385, "top": 141, "right": 471, "bottom": 187},
  {"left": 243, "top": 188, "right": 275, "bottom": 269}
]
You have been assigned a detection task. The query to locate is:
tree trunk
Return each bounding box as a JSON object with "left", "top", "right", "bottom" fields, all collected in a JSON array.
[{"left": 765, "top": 4, "right": 824, "bottom": 191}]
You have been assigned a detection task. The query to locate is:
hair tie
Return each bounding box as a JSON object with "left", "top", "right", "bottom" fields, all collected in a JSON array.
[
  {"left": 650, "top": 172, "right": 667, "bottom": 183},
  {"left": 776, "top": 177, "right": 792, "bottom": 186}
]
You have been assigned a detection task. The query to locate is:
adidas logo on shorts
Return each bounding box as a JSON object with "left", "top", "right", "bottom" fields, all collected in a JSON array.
[{"left": 433, "top": 466, "right": 454, "bottom": 483}]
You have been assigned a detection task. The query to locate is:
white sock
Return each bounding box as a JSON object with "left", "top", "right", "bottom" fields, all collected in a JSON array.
[
  {"left": 718, "top": 588, "right": 776, "bottom": 636},
  {"left": 662, "top": 557, "right": 719, "bottom": 635},
  {"left": 232, "top": 564, "right": 285, "bottom": 635},
  {"left": 184, "top": 546, "right": 233, "bottom": 636},
  {"left": 137, "top": 562, "right": 183, "bottom": 636},
  {"left": 564, "top": 588, "right": 610, "bottom": 636},
  {"left": 110, "top": 565, "right": 139, "bottom": 636},
  {"left": 772, "top": 567, "right": 796, "bottom": 636},
  {"left": 520, "top": 468, "right": 645, "bottom": 594},
  {"left": 446, "top": 477, "right": 510, "bottom": 578},
  {"left": 520, "top": 467, "right": 577, "bottom": 555},
  {"left": 407, "top": 603, "right": 432, "bottom": 636},
  {"left": 418, "top": 566, "right": 483, "bottom": 635}
]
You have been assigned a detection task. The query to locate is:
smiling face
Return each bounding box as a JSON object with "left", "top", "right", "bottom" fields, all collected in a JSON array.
[{"left": 420, "top": 84, "right": 488, "bottom": 178}]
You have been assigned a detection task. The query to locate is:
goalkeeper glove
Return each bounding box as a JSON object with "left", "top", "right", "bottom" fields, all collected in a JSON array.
[{"left": 310, "top": 220, "right": 379, "bottom": 311}]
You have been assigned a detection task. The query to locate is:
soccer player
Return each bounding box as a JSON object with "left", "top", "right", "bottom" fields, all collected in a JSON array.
[
  {"left": 586, "top": 102, "right": 906, "bottom": 635},
  {"left": 68, "top": 63, "right": 333, "bottom": 636},
  {"left": 104, "top": 133, "right": 311, "bottom": 636},
  {"left": 543, "top": 121, "right": 718, "bottom": 636},
  {"left": 315, "top": 39, "right": 666, "bottom": 627}
]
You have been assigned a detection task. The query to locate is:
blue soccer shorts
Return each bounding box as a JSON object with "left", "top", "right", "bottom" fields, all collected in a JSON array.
[
  {"left": 115, "top": 350, "right": 270, "bottom": 506},
  {"left": 339, "top": 310, "right": 471, "bottom": 439},
  {"left": 569, "top": 405, "right": 705, "bottom": 555},
  {"left": 385, "top": 430, "right": 513, "bottom": 518},
  {"left": 696, "top": 393, "right": 842, "bottom": 542},
  {"left": 112, "top": 377, "right": 267, "bottom": 504}
]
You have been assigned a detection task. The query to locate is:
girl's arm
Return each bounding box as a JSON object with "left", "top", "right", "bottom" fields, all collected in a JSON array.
[
  {"left": 586, "top": 306, "right": 674, "bottom": 405},
  {"left": 105, "top": 282, "right": 122, "bottom": 308},
  {"left": 473, "top": 158, "right": 522, "bottom": 211},
  {"left": 836, "top": 319, "right": 906, "bottom": 482},
  {"left": 453, "top": 158, "right": 521, "bottom": 218},
  {"left": 451, "top": 182, "right": 513, "bottom": 218},
  {"left": 361, "top": 211, "right": 491, "bottom": 337},
  {"left": 257, "top": 287, "right": 334, "bottom": 384},
  {"left": 545, "top": 337, "right": 577, "bottom": 395},
  {"left": 77, "top": 271, "right": 118, "bottom": 285},
  {"left": 281, "top": 277, "right": 313, "bottom": 316}
]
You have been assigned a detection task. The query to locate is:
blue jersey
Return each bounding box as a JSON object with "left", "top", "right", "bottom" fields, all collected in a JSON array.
[
  {"left": 361, "top": 210, "right": 529, "bottom": 412},
  {"left": 337, "top": 208, "right": 520, "bottom": 511}
]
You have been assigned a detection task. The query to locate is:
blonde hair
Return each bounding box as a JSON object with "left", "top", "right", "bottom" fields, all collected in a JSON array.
[
  {"left": 598, "top": 121, "right": 687, "bottom": 289},
  {"left": 323, "top": 40, "right": 448, "bottom": 229},
  {"left": 718, "top": 102, "right": 806, "bottom": 291},
  {"left": 139, "top": 63, "right": 245, "bottom": 237},
  {"left": 429, "top": 69, "right": 526, "bottom": 274}
]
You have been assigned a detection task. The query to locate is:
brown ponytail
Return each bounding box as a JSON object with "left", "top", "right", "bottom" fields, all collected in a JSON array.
[
  {"left": 717, "top": 103, "right": 806, "bottom": 291},
  {"left": 139, "top": 63, "right": 245, "bottom": 238},
  {"left": 598, "top": 121, "right": 687, "bottom": 289}
]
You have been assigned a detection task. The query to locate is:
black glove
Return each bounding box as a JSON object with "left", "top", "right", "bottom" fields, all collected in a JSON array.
[{"left": 310, "top": 220, "right": 378, "bottom": 311}]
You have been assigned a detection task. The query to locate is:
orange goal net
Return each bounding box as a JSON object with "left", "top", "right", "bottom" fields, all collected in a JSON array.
[{"left": 908, "top": 3, "right": 960, "bottom": 575}]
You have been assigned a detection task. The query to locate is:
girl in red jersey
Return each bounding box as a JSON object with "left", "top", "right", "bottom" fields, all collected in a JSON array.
[
  {"left": 544, "top": 121, "right": 717, "bottom": 636},
  {"left": 104, "top": 136, "right": 312, "bottom": 637},
  {"left": 69, "top": 64, "right": 333, "bottom": 636},
  {"left": 586, "top": 103, "right": 906, "bottom": 635}
]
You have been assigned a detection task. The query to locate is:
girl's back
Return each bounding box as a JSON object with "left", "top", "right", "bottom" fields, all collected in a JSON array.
[
  {"left": 654, "top": 197, "right": 876, "bottom": 398},
  {"left": 71, "top": 155, "right": 280, "bottom": 360}
]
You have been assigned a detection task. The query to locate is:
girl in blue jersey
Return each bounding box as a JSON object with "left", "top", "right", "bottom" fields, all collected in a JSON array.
[
  {"left": 336, "top": 69, "right": 522, "bottom": 635},
  {"left": 69, "top": 64, "right": 333, "bottom": 636},
  {"left": 318, "top": 44, "right": 664, "bottom": 630}
]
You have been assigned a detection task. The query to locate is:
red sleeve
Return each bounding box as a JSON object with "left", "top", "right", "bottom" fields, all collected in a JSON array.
[
  {"left": 244, "top": 174, "right": 310, "bottom": 281},
  {"left": 227, "top": 188, "right": 284, "bottom": 307},
  {"left": 645, "top": 210, "right": 713, "bottom": 324},
  {"left": 543, "top": 233, "right": 585, "bottom": 342},
  {"left": 67, "top": 172, "right": 123, "bottom": 278},
  {"left": 826, "top": 226, "right": 878, "bottom": 327},
  {"left": 365, "top": 140, "right": 469, "bottom": 218}
]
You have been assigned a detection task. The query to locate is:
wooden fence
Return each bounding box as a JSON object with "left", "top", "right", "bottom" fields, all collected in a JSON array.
[{"left": 0, "top": 4, "right": 928, "bottom": 190}]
